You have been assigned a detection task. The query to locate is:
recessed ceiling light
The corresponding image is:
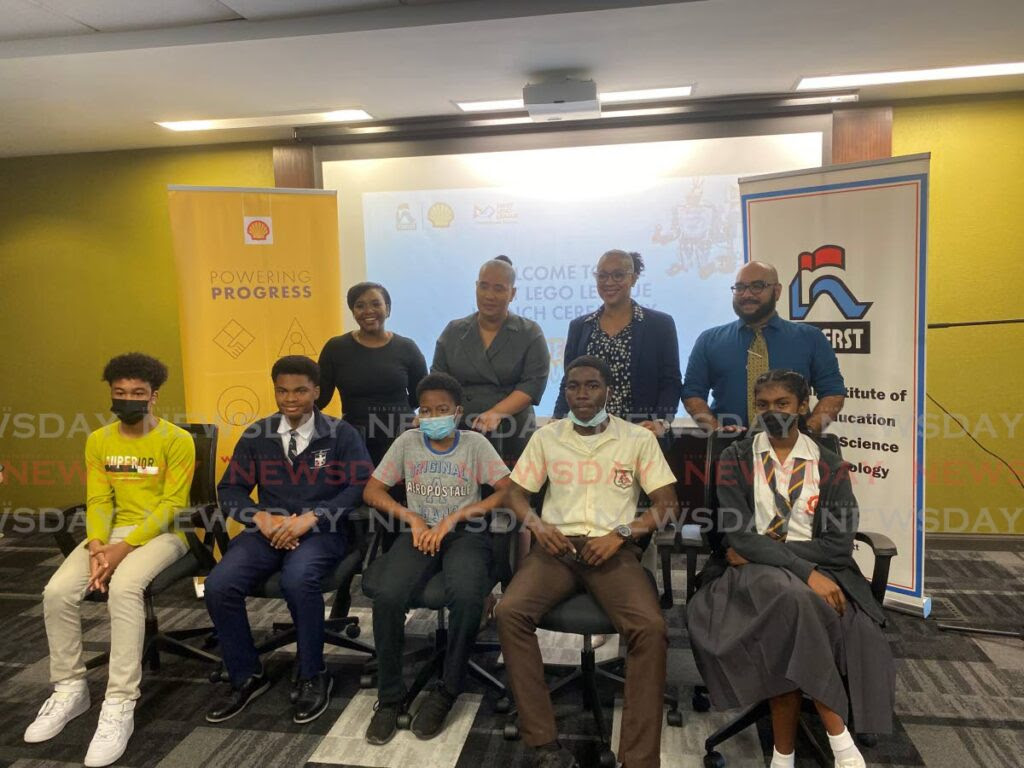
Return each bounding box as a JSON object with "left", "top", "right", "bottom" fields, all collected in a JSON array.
[
  {"left": 599, "top": 86, "right": 693, "bottom": 103},
  {"left": 156, "top": 109, "right": 373, "bottom": 131},
  {"left": 455, "top": 98, "right": 525, "bottom": 112},
  {"left": 797, "top": 62, "right": 1024, "bottom": 90}
]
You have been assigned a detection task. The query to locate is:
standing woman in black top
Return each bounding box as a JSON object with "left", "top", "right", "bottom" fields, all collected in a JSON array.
[{"left": 316, "top": 282, "right": 428, "bottom": 465}]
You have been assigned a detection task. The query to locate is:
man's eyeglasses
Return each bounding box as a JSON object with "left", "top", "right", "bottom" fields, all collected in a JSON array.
[
  {"left": 730, "top": 281, "right": 778, "bottom": 296},
  {"left": 593, "top": 270, "right": 633, "bottom": 284}
]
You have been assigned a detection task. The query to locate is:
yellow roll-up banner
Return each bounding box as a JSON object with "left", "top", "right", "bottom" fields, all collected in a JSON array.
[{"left": 167, "top": 186, "right": 342, "bottom": 472}]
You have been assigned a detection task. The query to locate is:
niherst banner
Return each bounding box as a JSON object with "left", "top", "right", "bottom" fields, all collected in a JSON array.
[
  {"left": 739, "top": 155, "right": 930, "bottom": 617},
  {"left": 167, "top": 186, "right": 342, "bottom": 474}
]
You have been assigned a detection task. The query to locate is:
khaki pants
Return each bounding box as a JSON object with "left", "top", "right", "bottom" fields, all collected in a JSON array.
[
  {"left": 42, "top": 526, "right": 187, "bottom": 701},
  {"left": 496, "top": 540, "right": 668, "bottom": 768}
]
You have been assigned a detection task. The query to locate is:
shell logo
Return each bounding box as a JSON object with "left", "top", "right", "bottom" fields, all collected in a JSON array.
[
  {"left": 247, "top": 219, "right": 270, "bottom": 240},
  {"left": 427, "top": 202, "right": 454, "bottom": 229},
  {"left": 243, "top": 216, "right": 273, "bottom": 245}
]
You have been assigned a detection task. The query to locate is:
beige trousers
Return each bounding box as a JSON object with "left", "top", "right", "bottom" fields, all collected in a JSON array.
[{"left": 42, "top": 525, "right": 187, "bottom": 700}]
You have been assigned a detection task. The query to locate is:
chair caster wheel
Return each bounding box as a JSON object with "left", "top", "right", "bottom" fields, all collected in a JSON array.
[
  {"left": 857, "top": 733, "right": 878, "bottom": 748},
  {"left": 345, "top": 624, "right": 361, "bottom": 639},
  {"left": 666, "top": 708, "right": 683, "bottom": 727},
  {"left": 494, "top": 696, "right": 511, "bottom": 714},
  {"left": 598, "top": 749, "right": 617, "bottom": 768},
  {"left": 359, "top": 674, "right": 375, "bottom": 689},
  {"left": 703, "top": 751, "right": 725, "bottom": 768},
  {"left": 503, "top": 723, "right": 520, "bottom": 740},
  {"left": 209, "top": 667, "right": 229, "bottom": 683},
  {"left": 692, "top": 691, "right": 711, "bottom": 712},
  {"left": 396, "top": 712, "right": 412, "bottom": 729}
]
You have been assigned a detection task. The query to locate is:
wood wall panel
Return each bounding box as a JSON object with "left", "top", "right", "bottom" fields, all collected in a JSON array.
[
  {"left": 273, "top": 145, "right": 315, "bottom": 188},
  {"left": 831, "top": 107, "right": 893, "bottom": 164}
]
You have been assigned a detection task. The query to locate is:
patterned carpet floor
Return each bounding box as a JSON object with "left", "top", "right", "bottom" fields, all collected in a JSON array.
[{"left": 0, "top": 529, "right": 1021, "bottom": 768}]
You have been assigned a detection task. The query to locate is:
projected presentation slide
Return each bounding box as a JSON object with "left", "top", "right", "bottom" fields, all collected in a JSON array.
[{"left": 322, "top": 132, "right": 822, "bottom": 417}]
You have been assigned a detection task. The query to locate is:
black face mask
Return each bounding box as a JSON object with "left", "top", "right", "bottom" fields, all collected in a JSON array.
[
  {"left": 758, "top": 411, "right": 799, "bottom": 439},
  {"left": 111, "top": 398, "right": 149, "bottom": 425}
]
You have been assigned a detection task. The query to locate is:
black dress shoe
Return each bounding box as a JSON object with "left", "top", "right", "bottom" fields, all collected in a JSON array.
[
  {"left": 205, "top": 672, "right": 270, "bottom": 723},
  {"left": 293, "top": 671, "right": 333, "bottom": 724}
]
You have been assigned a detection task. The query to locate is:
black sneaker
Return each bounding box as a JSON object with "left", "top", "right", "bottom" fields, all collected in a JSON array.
[
  {"left": 205, "top": 672, "right": 270, "bottom": 723},
  {"left": 532, "top": 744, "right": 577, "bottom": 768},
  {"left": 410, "top": 684, "right": 456, "bottom": 740},
  {"left": 293, "top": 671, "right": 333, "bottom": 724},
  {"left": 365, "top": 700, "right": 402, "bottom": 745}
]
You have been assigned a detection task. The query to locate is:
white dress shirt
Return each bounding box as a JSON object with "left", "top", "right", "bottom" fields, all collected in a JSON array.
[
  {"left": 752, "top": 430, "right": 821, "bottom": 543},
  {"left": 277, "top": 412, "right": 315, "bottom": 460}
]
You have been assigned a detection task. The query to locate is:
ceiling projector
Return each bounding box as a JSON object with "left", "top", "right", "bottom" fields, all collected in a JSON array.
[{"left": 523, "top": 78, "right": 600, "bottom": 122}]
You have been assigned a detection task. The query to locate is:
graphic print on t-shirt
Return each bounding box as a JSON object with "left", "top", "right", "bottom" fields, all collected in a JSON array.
[
  {"left": 104, "top": 454, "right": 160, "bottom": 479},
  {"left": 406, "top": 457, "right": 474, "bottom": 525}
]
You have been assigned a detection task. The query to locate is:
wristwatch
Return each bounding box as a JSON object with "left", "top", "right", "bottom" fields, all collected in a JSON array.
[{"left": 614, "top": 524, "right": 634, "bottom": 542}]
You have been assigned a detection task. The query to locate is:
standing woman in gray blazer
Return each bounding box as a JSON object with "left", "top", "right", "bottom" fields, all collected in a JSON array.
[{"left": 432, "top": 256, "right": 550, "bottom": 468}]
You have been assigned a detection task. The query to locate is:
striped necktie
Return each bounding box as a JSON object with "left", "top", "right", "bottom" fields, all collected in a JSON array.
[
  {"left": 761, "top": 451, "right": 808, "bottom": 541},
  {"left": 287, "top": 430, "right": 298, "bottom": 464},
  {"left": 746, "top": 327, "right": 769, "bottom": 426}
]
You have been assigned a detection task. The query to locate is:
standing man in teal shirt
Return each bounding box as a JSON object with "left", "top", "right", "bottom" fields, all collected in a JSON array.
[{"left": 682, "top": 261, "right": 846, "bottom": 433}]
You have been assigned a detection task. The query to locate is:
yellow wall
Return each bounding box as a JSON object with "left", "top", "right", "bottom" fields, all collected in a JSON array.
[
  {"left": 0, "top": 144, "right": 274, "bottom": 513},
  {"left": 893, "top": 96, "right": 1024, "bottom": 534}
]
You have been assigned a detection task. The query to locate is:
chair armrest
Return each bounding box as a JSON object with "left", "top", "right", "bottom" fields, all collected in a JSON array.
[
  {"left": 184, "top": 505, "right": 221, "bottom": 572},
  {"left": 855, "top": 531, "right": 897, "bottom": 605},
  {"left": 855, "top": 530, "right": 897, "bottom": 558},
  {"left": 52, "top": 504, "right": 86, "bottom": 557}
]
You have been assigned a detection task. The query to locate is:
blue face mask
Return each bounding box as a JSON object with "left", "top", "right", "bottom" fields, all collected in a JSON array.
[
  {"left": 420, "top": 414, "right": 457, "bottom": 440},
  {"left": 569, "top": 407, "right": 608, "bottom": 428}
]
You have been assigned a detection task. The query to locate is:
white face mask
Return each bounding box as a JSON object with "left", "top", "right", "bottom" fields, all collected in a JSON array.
[{"left": 569, "top": 407, "right": 608, "bottom": 428}]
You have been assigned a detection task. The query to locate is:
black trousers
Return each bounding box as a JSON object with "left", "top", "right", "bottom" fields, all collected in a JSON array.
[{"left": 361, "top": 528, "right": 493, "bottom": 704}]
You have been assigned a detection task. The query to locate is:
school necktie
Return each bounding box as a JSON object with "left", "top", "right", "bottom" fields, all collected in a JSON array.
[
  {"left": 287, "top": 430, "right": 298, "bottom": 465},
  {"left": 746, "top": 327, "right": 769, "bottom": 426},
  {"left": 761, "top": 451, "right": 808, "bottom": 541}
]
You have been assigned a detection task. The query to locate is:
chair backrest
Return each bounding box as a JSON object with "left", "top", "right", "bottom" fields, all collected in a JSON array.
[
  {"left": 665, "top": 430, "right": 709, "bottom": 524},
  {"left": 175, "top": 423, "right": 218, "bottom": 508},
  {"left": 702, "top": 430, "right": 748, "bottom": 555}
]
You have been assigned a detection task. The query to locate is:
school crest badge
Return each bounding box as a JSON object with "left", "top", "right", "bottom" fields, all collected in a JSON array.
[
  {"left": 612, "top": 467, "right": 633, "bottom": 489},
  {"left": 312, "top": 450, "right": 328, "bottom": 468}
]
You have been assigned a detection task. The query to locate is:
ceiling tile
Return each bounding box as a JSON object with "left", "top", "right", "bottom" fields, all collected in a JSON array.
[
  {"left": 32, "top": 0, "right": 241, "bottom": 32},
  {"left": 0, "top": 0, "right": 93, "bottom": 41}
]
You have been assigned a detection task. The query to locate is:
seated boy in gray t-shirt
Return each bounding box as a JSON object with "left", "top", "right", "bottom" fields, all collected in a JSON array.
[{"left": 361, "top": 372, "right": 510, "bottom": 745}]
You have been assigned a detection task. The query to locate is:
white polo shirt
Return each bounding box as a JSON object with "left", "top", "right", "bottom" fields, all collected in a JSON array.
[
  {"left": 510, "top": 415, "right": 677, "bottom": 536},
  {"left": 752, "top": 430, "right": 821, "bottom": 543}
]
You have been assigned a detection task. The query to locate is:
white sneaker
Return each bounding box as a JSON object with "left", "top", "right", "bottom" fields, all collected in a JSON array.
[
  {"left": 835, "top": 756, "right": 867, "bottom": 768},
  {"left": 83, "top": 698, "right": 135, "bottom": 767},
  {"left": 24, "top": 683, "right": 91, "bottom": 743}
]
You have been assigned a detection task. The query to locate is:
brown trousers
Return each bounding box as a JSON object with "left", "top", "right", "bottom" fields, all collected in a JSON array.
[{"left": 495, "top": 539, "right": 667, "bottom": 768}]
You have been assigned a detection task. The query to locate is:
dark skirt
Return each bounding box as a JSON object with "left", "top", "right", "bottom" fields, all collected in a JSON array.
[{"left": 686, "top": 564, "right": 895, "bottom": 734}]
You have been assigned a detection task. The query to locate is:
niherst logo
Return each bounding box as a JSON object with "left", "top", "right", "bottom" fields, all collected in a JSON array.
[
  {"left": 789, "top": 245, "right": 872, "bottom": 354},
  {"left": 244, "top": 216, "right": 273, "bottom": 245},
  {"left": 395, "top": 204, "right": 417, "bottom": 231}
]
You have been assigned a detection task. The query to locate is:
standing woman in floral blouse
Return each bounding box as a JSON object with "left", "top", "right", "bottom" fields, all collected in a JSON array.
[{"left": 554, "top": 250, "right": 682, "bottom": 437}]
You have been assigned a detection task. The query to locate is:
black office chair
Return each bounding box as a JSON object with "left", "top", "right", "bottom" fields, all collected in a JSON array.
[
  {"left": 502, "top": 493, "right": 683, "bottom": 768},
  {"left": 686, "top": 430, "right": 897, "bottom": 768},
  {"left": 656, "top": 429, "right": 717, "bottom": 608},
  {"left": 358, "top": 502, "right": 516, "bottom": 727},
  {"left": 207, "top": 505, "right": 377, "bottom": 685},
  {"left": 52, "top": 423, "right": 222, "bottom": 671}
]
